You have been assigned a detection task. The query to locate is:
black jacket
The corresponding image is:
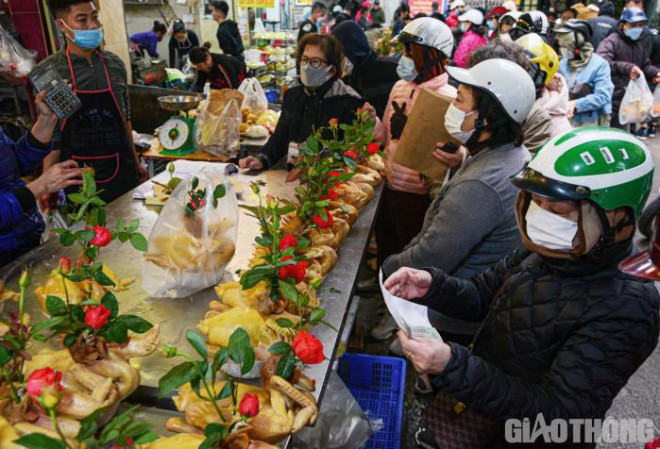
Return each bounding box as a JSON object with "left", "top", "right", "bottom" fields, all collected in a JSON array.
[
  {"left": 168, "top": 29, "right": 200, "bottom": 68},
  {"left": 258, "top": 78, "right": 364, "bottom": 168},
  {"left": 297, "top": 18, "right": 317, "bottom": 42},
  {"left": 588, "top": 16, "right": 618, "bottom": 48},
  {"left": 193, "top": 54, "right": 246, "bottom": 92},
  {"left": 419, "top": 248, "right": 659, "bottom": 446},
  {"left": 217, "top": 20, "right": 245, "bottom": 60}
]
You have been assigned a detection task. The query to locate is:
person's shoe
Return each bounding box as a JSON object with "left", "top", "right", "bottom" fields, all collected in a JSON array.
[
  {"left": 371, "top": 313, "right": 398, "bottom": 340},
  {"left": 636, "top": 127, "right": 649, "bottom": 140},
  {"left": 649, "top": 124, "right": 657, "bottom": 137},
  {"left": 389, "top": 337, "right": 404, "bottom": 356}
]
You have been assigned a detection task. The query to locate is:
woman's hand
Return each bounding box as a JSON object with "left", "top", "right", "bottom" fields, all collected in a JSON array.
[
  {"left": 566, "top": 100, "right": 576, "bottom": 119},
  {"left": 239, "top": 156, "right": 264, "bottom": 170},
  {"left": 28, "top": 160, "right": 83, "bottom": 202},
  {"left": 386, "top": 161, "right": 426, "bottom": 194},
  {"left": 398, "top": 330, "right": 452, "bottom": 375},
  {"left": 384, "top": 267, "right": 432, "bottom": 299},
  {"left": 432, "top": 142, "right": 466, "bottom": 168},
  {"left": 630, "top": 65, "right": 643, "bottom": 80}
]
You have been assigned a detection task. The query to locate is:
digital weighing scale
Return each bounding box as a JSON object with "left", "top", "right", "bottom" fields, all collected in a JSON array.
[{"left": 157, "top": 95, "right": 202, "bottom": 156}]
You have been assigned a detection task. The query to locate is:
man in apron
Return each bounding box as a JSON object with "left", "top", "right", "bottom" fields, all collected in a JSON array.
[{"left": 35, "top": 0, "right": 148, "bottom": 206}]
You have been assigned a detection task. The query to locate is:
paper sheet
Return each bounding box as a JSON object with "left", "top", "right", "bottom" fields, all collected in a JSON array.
[{"left": 379, "top": 270, "right": 443, "bottom": 342}]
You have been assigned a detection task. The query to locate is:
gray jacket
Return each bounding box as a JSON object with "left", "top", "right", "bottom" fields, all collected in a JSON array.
[{"left": 383, "top": 142, "right": 530, "bottom": 280}]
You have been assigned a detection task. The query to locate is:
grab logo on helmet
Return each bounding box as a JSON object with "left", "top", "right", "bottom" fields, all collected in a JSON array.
[{"left": 528, "top": 127, "right": 654, "bottom": 217}]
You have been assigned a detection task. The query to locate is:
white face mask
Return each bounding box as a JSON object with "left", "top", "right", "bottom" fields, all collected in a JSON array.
[
  {"left": 525, "top": 201, "right": 578, "bottom": 251},
  {"left": 460, "top": 22, "right": 470, "bottom": 33},
  {"left": 444, "top": 103, "right": 477, "bottom": 144},
  {"left": 500, "top": 32, "right": 513, "bottom": 43}
]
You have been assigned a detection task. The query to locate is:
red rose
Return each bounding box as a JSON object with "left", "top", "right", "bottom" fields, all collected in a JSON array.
[
  {"left": 343, "top": 150, "right": 357, "bottom": 160},
  {"left": 278, "top": 257, "right": 309, "bottom": 283},
  {"left": 84, "top": 304, "right": 112, "bottom": 330},
  {"left": 26, "top": 367, "right": 63, "bottom": 407},
  {"left": 238, "top": 393, "right": 260, "bottom": 417},
  {"left": 646, "top": 437, "right": 660, "bottom": 449},
  {"left": 89, "top": 226, "right": 112, "bottom": 247},
  {"left": 312, "top": 209, "right": 333, "bottom": 229},
  {"left": 328, "top": 170, "right": 342, "bottom": 179},
  {"left": 292, "top": 332, "right": 325, "bottom": 364},
  {"left": 190, "top": 197, "right": 205, "bottom": 210},
  {"left": 58, "top": 257, "right": 71, "bottom": 275},
  {"left": 367, "top": 142, "right": 380, "bottom": 155},
  {"left": 329, "top": 118, "right": 339, "bottom": 127},
  {"left": 280, "top": 233, "right": 298, "bottom": 250},
  {"left": 320, "top": 188, "right": 339, "bottom": 201}
]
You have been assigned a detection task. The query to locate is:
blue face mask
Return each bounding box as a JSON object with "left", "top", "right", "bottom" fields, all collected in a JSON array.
[
  {"left": 625, "top": 26, "right": 643, "bottom": 41},
  {"left": 61, "top": 21, "right": 104, "bottom": 49},
  {"left": 487, "top": 20, "right": 496, "bottom": 31},
  {"left": 397, "top": 55, "right": 418, "bottom": 82}
]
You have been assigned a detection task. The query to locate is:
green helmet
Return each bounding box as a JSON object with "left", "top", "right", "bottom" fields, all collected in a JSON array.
[{"left": 512, "top": 126, "right": 654, "bottom": 218}]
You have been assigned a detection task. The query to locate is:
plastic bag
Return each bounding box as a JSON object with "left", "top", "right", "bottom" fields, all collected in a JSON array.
[
  {"left": 197, "top": 98, "right": 242, "bottom": 158},
  {"left": 652, "top": 85, "right": 660, "bottom": 117},
  {"left": 619, "top": 77, "right": 653, "bottom": 125},
  {"left": 142, "top": 165, "right": 238, "bottom": 298},
  {"left": 0, "top": 25, "right": 37, "bottom": 79},
  {"left": 292, "top": 371, "right": 372, "bottom": 449},
  {"left": 238, "top": 77, "right": 268, "bottom": 114}
]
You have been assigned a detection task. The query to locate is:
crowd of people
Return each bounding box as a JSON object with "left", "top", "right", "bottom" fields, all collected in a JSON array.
[{"left": 237, "top": 1, "right": 660, "bottom": 447}]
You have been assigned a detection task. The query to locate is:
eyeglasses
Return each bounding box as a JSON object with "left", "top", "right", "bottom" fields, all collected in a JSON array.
[{"left": 301, "top": 56, "right": 327, "bottom": 68}]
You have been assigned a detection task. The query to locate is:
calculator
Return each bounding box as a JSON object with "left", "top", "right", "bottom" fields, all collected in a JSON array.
[{"left": 28, "top": 63, "right": 82, "bottom": 120}]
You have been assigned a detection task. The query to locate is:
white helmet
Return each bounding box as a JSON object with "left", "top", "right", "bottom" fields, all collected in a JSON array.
[
  {"left": 446, "top": 58, "right": 535, "bottom": 123},
  {"left": 449, "top": 0, "right": 465, "bottom": 10},
  {"left": 501, "top": 10, "right": 522, "bottom": 23},
  {"left": 459, "top": 9, "right": 484, "bottom": 25},
  {"left": 502, "top": 0, "right": 517, "bottom": 11},
  {"left": 397, "top": 17, "right": 454, "bottom": 57}
]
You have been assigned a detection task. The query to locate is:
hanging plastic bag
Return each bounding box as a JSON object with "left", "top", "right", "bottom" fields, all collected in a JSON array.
[
  {"left": 652, "top": 85, "right": 660, "bottom": 117},
  {"left": 0, "top": 25, "right": 37, "bottom": 79},
  {"left": 292, "top": 372, "right": 372, "bottom": 449},
  {"left": 238, "top": 77, "right": 268, "bottom": 115},
  {"left": 142, "top": 164, "right": 238, "bottom": 298},
  {"left": 197, "top": 98, "right": 242, "bottom": 158},
  {"left": 619, "top": 77, "right": 653, "bottom": 125}
]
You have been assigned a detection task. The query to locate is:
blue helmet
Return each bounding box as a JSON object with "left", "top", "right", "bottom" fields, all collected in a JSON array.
[{"left": 621, "top": 7, "right": 647, "bottom": 23}]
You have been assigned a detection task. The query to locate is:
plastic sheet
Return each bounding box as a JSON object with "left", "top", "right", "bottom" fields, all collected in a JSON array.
[
  {"left": 141, "top": 164, "right": 239, "bottom": 298},
  {"left": 619, "top": 77, "right": 653, "bottom": 125},
  {"left": 292, "top": 371, "right": 372, "bottom": 449}
]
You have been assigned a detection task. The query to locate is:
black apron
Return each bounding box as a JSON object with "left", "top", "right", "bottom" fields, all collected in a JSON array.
[
  {"left": 175, "top": 38, "right": 192, "bottom": 69},
  {"left": 61, "top": 49, "right": 138, "bottom": 203}
]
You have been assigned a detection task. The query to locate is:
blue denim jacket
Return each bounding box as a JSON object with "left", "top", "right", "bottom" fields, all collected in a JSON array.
[
  {"left": 0, "top": 127, "right": 51, "bottom": 254},
  {"left": 559, "top": 53, "right": 614, "bottom": 123}
]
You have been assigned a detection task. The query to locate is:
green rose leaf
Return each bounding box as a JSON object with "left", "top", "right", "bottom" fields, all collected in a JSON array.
[
  {"left": 100, "top": 291, "right": 119, "bottom": 319},
  {"left": 116, "top": 315, "right": 153, "bottom": 334},
  {"left": 45, "top": 295, "right": 67, "bottom": 317},
  {"left": 158, "top": 361, "right": 199, "bottom": 397},
  {"left": 14, "top": 434, "right": 67, "bottom": 449},
  {"left": 186, "top": 330, "right": 208, "bottom": 360},
  {"left": 130, "top": 233, "right": 148, "bottom": 252}
]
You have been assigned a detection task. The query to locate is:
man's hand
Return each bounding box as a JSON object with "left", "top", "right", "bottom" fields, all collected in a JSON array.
[
  {"left": 239, "top": 156, "right": 264, "bottom": 170},
  {"left": 398, "top": 330, "right": 452, "bottom": 375},
  {"left": 630, "top": 65, "right": 643, "bottom": 80},
  {"left": 34, "top": 91, "right": 58, "bottom": 125},
  {"left": 384, "top": 267, "right": 433, "bottom": 299},
  {"left": 432, "top": 142, "right": 466, "bottom": 168},
  {"left": 566, "top": 100, "right": 576, "bottom": 119},
  {"left": 136, "top": 163, "right": 149, "bottom": 183}
]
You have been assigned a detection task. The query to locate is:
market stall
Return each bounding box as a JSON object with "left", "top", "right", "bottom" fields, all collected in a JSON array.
[{"left": 0, "top": 109, "right": 386, "bottom": 447}]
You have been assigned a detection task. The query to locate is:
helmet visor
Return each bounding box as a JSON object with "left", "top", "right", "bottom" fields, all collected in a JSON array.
[{"left": 511, "top": 166, "right": 591, "bottom": 201}]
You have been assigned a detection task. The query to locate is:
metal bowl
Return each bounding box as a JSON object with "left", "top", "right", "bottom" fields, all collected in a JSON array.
[{"left": 157, "top": 95, "right": 202, "bottom": 112}]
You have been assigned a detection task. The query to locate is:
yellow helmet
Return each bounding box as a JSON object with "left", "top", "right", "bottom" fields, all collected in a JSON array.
[{"left": 515, "top": 33, "right": 559, "bottom": 87}]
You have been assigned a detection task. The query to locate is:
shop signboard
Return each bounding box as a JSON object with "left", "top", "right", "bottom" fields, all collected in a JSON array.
[
  {"left": 238, "top": 0, "right": 275, "bottom": 7},
  {"left": 408, "top": 0, "right": 447, "bottom": 14}
]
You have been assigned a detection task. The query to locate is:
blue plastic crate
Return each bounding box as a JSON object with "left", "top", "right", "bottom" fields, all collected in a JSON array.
[{"left": 338, "top": 353, "right": 407, "bottom": 449}]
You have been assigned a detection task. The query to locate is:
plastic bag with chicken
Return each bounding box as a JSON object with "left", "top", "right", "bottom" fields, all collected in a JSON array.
[
  {"left": 142, "top": 165, "right": 239, "bottom": 298},
  {"left": 198, "top": 98, "right": 242, "bottom": 159},
  {"left": 238, "top": 77, "right": 268, "bottom": 115},
  {"left": 0, "top": 24, "right": 37, "bottom": 79}
]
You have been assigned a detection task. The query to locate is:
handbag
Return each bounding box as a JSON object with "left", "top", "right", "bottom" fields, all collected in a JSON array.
[
  {"left": 568, "top": 82, "right": 593, "bottom": 101},
  {"left": 422, "top": 389, "right": 501, "bottom": 449}
]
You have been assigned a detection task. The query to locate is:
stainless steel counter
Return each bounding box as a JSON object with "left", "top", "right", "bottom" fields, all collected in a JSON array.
[{"left": 0, "top": 164, "right": 382, "bottom": 443}]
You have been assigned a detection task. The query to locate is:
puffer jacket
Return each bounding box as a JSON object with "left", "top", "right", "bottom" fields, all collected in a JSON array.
[
  {"left": 558, "top": 52, "right": 614, "bottom": 123},
  {"left": 420, "top": 247, "right": 659, "bottom": 446},
  {"left": 454, "top": 30, "right": 488, "bottom": 68},
  {"left": 257, "top": 78, "right": 364, "bottom": 168},
  {"left": 597, "top": 27, "right": 660, "bottom": 112},
  {"left": 374, "top": 75, "right": 457, "bottom": 194},
  {"left": 0, "top": 128, "right": 50, "bottom": 254},
  {"left": 535, "top": 73, "right": 572, "bottom": 135}
]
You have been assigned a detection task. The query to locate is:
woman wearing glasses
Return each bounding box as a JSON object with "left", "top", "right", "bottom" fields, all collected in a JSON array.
[{"left": 239, "top": 34, "right": 365, "bottom": 170}]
